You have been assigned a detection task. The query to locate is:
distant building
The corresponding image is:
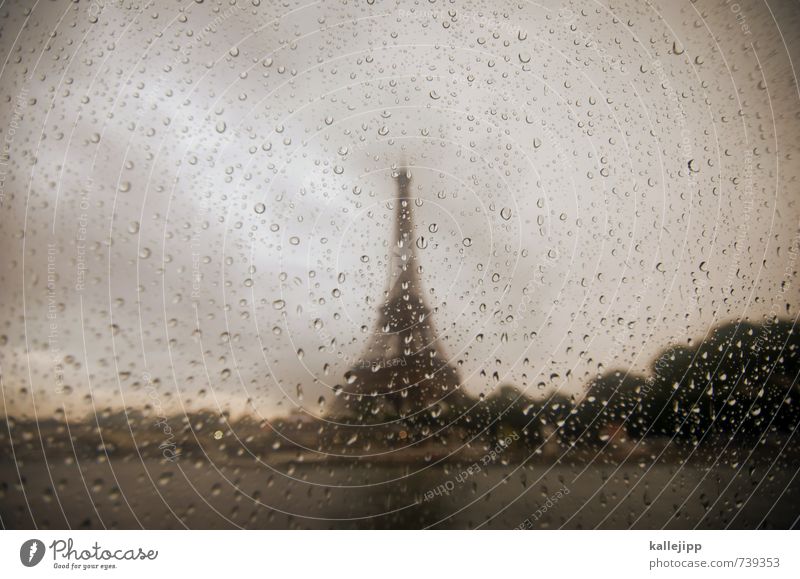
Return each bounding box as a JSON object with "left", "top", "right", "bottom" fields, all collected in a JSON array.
[{"left": 328, "top": 168, "right": 466, "bottom": 424}]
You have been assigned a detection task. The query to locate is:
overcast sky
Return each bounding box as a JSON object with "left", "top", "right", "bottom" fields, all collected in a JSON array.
[{"left": 1, "top": 0, "right": 799, "bottom": 420}]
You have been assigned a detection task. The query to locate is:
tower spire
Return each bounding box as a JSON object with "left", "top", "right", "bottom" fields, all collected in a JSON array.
[{"left": 389, "top": 166, "right": 416, "bottom": 290}]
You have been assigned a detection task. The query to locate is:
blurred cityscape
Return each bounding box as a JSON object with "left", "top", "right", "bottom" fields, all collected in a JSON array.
[{"left": 3, "top": 171, "right": 799, "bottom": 528}]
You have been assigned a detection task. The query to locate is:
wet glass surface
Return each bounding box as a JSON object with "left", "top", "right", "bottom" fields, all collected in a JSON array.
[{"left": 1, "top": 0, "right": 799, "bottom": 529}]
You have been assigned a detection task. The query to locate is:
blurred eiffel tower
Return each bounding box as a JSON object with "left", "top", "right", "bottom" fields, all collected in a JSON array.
[{"left": 329, "top": 167, "right": 465, "bottom": 424}]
